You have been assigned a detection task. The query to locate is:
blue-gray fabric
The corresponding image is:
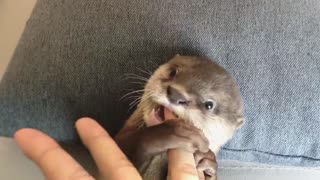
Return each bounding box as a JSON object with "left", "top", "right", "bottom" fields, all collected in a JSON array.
[{"left": 0, "top": 0, "right": 319, "bottom": 167}]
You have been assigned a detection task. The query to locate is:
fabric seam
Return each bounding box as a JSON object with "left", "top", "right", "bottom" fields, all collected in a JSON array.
[
  {"left": 218, "top": 166, "right": 320, "bottom": 171},
  {"left": 221, "top": 147, "right": 320, "bottom": 161}
]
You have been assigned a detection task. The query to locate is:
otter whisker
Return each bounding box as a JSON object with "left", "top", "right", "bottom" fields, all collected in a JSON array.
[
  {"left": 126, "top": 91, "right": 153, "bottom": 112},
  {"left": 129, "top": 98, "right": 141, "bottom": 110},
  {"left": 129, "top": 96, "right": 142, "bottom": 106},
  {"left": 139, "top": 91, "right": 153, "bottom": 104},
  {"left": 126, "top": 95, "right": 142, "bottom": 100},
  {"left": 128, "top": 90, "right": 153, "bottom": 107},
  {"left": 148, "top": 60, "right": 160, "bottom": 69},
  {"left": 134, "top": 119, "right": 146, "bottom": 130},
  {"left": 129, "top": 81, "right": 147, "bottom": 86},
  {"left": 123, "top": 73, "right": 149, "bottom": 82},
  {"left": 128, "top": 100, "right": 141, "bottom": 112},
  {"left": 125, "top": 90, "right": 153, "bottom": 113},
  {"left": 120, "top": 75, "right": 149, "bottom": 85},
  {"left": 123, "top": 76, "right": 149, "bottom": 83},
  {"left": 121, "top": 95, "right": 142, "bottom": 102},
  {"left": 136, "top": 67, "right": 152, "bottom": 76},
  {"left": 119, "top": 89, "right": 145, "bottom": 101}
]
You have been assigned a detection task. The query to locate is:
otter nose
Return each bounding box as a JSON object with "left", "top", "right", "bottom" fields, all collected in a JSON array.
[{"left": 167, "top": 86, "right": 189, "bottom": 105}]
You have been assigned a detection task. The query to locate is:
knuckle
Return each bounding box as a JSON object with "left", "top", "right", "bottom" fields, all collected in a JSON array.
[
  {"left": 208, "top": 150, "right": 215, "bottom": 156},
  {"left": 185, "top": 141, "right": 196, "bottom": 152},
  {"left": 84, "top": 133, "right": 110, "bottom": 148},
  {"left": 201, "top": 159, "right": 218, "bottom": 169},
  {"left": 36, "top": 145, "right": 61, "bottom": 163},
  {"left": 191, "top": 142, "right": 198, "bottom": 150},
  {"left": 208, "top": 151, "right": 217, "bottom": 160},
  {"left": 194, "top": 153, "right": 203, "bottom": 165},
  {"left": 69, "top": 166, "right": 94, "bottom": 180},
  {"left": 111, "top": 161, "right": 139, "bottom": 177},
  {"left": 198, "top": 142, "right": 209, "bottom": 152}
]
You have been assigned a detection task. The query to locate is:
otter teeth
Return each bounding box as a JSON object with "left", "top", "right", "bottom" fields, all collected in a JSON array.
[
  {"left": 155, "top": 106, "right": 165, "bottom": 122},
  {"left": 155, "top": 105, "right": 179, "bottom": 121}
]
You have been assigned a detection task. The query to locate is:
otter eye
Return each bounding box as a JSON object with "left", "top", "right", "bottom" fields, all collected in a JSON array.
[
  {"left": 169, "top": 68, "right": 178, "bottom": 78},
  {"left": 204, "top": 100, "right": 216, "bottom": 110}
]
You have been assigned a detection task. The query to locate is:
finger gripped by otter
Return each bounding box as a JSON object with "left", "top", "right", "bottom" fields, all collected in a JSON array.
[{"left": 75, "top": 118, "right": 142, "bottom": 180}]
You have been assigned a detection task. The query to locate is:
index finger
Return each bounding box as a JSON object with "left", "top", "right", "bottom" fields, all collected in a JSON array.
[
  {"left": 167, "top": 149, "right": 200, "bottom": 180},
  {"left": 75, "top": 118, "right": 142, "bottom": 180}
]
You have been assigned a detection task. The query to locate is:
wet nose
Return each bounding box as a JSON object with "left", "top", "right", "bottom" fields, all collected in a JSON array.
[{"left": 167, "top": 86, "right": 189, "bottom": 105}]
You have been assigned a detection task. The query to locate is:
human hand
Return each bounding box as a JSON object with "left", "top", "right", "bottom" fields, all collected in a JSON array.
[{"left": 14, "top": 117, "right": 142, "bottom": 180}]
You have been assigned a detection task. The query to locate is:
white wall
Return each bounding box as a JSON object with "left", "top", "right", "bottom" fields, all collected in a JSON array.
[{"left": 0, "top": 0, "right": 37, "bottom": 80}]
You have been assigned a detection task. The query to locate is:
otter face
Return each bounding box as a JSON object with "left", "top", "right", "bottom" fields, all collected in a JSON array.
[{"left": 138, "top": 55, "right": 244, "bottom": 152}]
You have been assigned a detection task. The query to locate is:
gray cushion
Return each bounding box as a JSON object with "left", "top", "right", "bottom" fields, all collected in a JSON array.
[{"left": 0, "top": 0, "right": 320, "bottom": 167}]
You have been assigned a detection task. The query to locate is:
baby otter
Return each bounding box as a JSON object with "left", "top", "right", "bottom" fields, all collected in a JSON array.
[{"left": 115, "top": 55, "right": 244, "bottom": 180}]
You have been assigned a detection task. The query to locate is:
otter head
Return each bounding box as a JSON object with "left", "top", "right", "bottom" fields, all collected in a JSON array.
[{"left": 137, "top": 55, "right": 245, "bottom": 153}]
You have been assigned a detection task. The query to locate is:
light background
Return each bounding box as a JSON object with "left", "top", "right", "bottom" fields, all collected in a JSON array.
[{"left": 0, "top": 0, "right": 37, "bottom": 80}]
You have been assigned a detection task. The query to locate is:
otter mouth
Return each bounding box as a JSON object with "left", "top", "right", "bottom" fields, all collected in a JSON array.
[
  {"left": 149, "top": 104, "right": 178, "bottom": 126},
  {"left": 155, "top": 105, "right": 166, "bottom": 122}
]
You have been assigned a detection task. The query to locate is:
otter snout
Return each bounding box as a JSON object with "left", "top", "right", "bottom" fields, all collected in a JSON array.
[{"left": 167, "top": 86, "right": 190, "bottom": 105}]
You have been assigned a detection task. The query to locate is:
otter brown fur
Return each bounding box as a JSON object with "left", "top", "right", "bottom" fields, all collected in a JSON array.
[{"left": 115, "top": 55, "right": 244, "bottom": 180}]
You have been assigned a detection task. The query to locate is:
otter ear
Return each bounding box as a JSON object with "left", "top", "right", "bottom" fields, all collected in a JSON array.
[{"left": 235, "top": 117, "right": 245, "bottom": 129}]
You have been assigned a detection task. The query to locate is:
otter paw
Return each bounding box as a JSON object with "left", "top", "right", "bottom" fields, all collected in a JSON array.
[
  {"left": 194, "top": 150, "right": 217, "bottom": 180},
  {"left": 165, "top": 119, "right": 209, "bottom": 153}
]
